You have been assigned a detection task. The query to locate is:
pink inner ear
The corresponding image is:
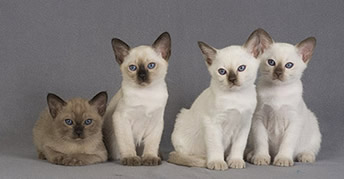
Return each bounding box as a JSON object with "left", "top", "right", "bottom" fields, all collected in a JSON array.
[{"left": 299, "top": 45, "right": 313, "bottom": 62}]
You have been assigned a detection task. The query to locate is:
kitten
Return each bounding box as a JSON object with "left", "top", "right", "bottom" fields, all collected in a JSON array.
[
  {"left": 245, "top": 33, "right": 321, "bottom": 167},
  {"left": 168, "top": 29, "right": 271, "bottom": 170},
  {"left": 33, "top": 92, "right": 108, "bottom": 166},
  {"left": 103, "top": 32, "right": 171, "bottom": 166}
]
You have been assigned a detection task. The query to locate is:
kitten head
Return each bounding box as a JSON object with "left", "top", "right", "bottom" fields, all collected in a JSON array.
[
  {"left": 258, "top": 36, "right": 316, "bottom": 84},
  {"left": 111, "top": 32, "right": 171, "bottom": 87},
  {"left": 198, "top": 28, "right": 273, "bottom": 91},
  {"left": 47, "top": 91, "right": 108, "bottom": 142}
]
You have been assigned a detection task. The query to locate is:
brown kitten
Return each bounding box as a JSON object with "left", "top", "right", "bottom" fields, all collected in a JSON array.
[{"left": 33, "top": 91, "right": 108, "bottom": 166}]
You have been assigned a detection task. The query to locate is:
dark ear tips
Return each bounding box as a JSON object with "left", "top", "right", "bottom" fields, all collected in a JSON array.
[
  {"left": 89, "top": 91, "right": 108, "bottom": 116},
  {"left": 152, "top": 32, "right": 172, "bottom": 61},
  {"left": 111, "top": 38, "right": 130, "bottom": 65},
  {"left": 47, "top": 93, "right": 66, "bottom": 118},
  {"left": 244, "top": 28, "right": 273, "bottom": 58},
  {"left": 296, "top": 37, "right": 316, "bottom": 63},
  {"left": 197, "top": 41, "right": 216, "bottom": 66}
]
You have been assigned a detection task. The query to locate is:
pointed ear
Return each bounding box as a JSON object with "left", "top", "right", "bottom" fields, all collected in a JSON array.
[
  {"left": 47, "top": 93, "right": 66, "bottom": 118},
  {"left": 152, "top": 32, "right": 171, "bottom": 61},
  {"left": 243, "top": 28, "right": 273, "bottom": 58},
  {"left": 111, "top": 38, "right": 130, "bottom": 65},
  {"left": 89, "top": 91, "right": 108, "bottom": 116},
  {"left": 198, "top": 41, "right": 217, "bottom": 65},
  {"left": 296, "top": 37, "right": 316, "bottom": 63}
]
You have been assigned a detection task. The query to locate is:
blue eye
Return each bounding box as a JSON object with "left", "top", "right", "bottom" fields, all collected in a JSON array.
[
  {"left": 218, "top": 68, "right": 227, "bottom": 75},
  {"left": 65, "top": 119, "right": 73, "bottom": 125},
  {"left": 238, "top": 65, "right": 246, "bottom": 72},
  {"left": 268, "top": 59, "right": 276, "bottom": 66},
  {"left": 84, "top": 119, "right": 92, "bottom": 125},
  {"left": 285, "top": 62, "right": 294, "bottom": 69},
  {"left": 147, "top": 62, "right": 156, "bottom": 69},
  {"left": 128, "top": 65, "right": 137, "bottom": 71}
]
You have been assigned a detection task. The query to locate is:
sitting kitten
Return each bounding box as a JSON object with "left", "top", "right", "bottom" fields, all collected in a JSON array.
[
  {"left": 103, "top": 32, "right": 171, "bottom": 166},
  {"left": 168, "top": 29, "right": 271, "bottom": 171},
  {"left": 33, "top": 92, "right": 108, "bottom": 166},
  {"left": 246, "top": 33, "right": 321, "bottom": 167}
]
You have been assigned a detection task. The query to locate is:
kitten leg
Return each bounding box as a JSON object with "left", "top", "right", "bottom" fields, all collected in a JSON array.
[
  {"left": 37, "top": 150, "right": 46, "bottom": 160},
  {"left": 204, "top": 121, "right": 228, "bottom": 171},
  {"left": 296, "top": 152, "right": 315, "bottom": 163},
  {"left": 142, "top": 117, "right": 163, "bottom": 166},
  {"left": 43, "top": 146, "right": 68, "bottom": 165},
  {"left": 273, "top": 111, "right": 301, "bottom": 167},
  {"left": 249, "top": 118, "right": 271, "bottom": 165},
  {"left": 62, "top": 152, "right": 108, "bottom": 166},
  {"left": 113, "top": 112, "right": 141, "bottom": 166},
  {"left": 226, "top": 116, "right": 251, "bottom": 169}
]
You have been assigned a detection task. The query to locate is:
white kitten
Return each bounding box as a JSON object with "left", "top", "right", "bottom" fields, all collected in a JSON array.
[
  {"left": 103, "top": 32, "right": 171, "bottom": 166},
  {"left": 168, "top": 29, "right": 270, "bottom": 171},
  {"left": 246, "top": 33, "right": 321, "bottom": 167}
]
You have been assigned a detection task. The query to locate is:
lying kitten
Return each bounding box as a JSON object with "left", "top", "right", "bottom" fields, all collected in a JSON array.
[
  {"left": 168, "top": 29, "right": 271, "bottom": 170},
  {"left": 33, "top": 92, "right": 108, "bottom": 166},
  {"left": 103, "top": 32, "right": 171, "bottom": 166},
  {"left": 246, "top": 33, "right": 321, "bottom": 167}
]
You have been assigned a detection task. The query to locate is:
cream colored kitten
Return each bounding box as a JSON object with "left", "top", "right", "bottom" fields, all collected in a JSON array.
[
  {"left": 103, "top": 32, "right": 171, "bottom": 166},
  {"left": 168, "top": 29, "right": 271, "bottom": 171},
  {"left": 246, "top": 33, "right": 321, "bottom": 167},
  {"left": 33, "top": 92, "right": 108, "bottom": 166}
]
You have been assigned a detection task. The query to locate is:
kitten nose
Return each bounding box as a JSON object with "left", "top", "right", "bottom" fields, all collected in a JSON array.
[
  {"left": 229, "top": 77, "right": 237, "bottom": 83},
  {"left": 274, "top": 70, "right": 283, "bottom": 77},
  {"left": 228, "top": 71, "right": 237, "bottom": 83},
  {"left": 74, "top": 126, "right": 83, "bottom": 137},
  {"left": 138, "top": 72, "right": 147, "bottom": 81}
]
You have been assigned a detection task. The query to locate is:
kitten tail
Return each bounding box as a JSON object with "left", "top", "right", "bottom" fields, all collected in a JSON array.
[{"left": 168, "top": 151, "right": 206, "bottom": 168}]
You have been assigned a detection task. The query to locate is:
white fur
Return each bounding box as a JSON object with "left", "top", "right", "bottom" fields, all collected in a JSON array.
[
  {"left": 169, "top": 45, "right": 259, "bottom": 170},
  {"left": 246, "top": 42, "right": 321, "bottom": 167},
  {"left": 103, "top": 46, "right": 168, "bottom": 161}
]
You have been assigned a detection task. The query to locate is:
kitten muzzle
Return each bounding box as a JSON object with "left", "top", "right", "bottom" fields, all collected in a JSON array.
[
  {"left": 228, "top": 70, "right": 238, "bottom": 86},
  {"left": 273, "top": 66, "right": 284, "bottom": 81},
  {"left": 137, "top": 64, "right": 149, "bottom": 84},
  {"left": 73, "top": 126, "right": 84, "bottom": 138}
]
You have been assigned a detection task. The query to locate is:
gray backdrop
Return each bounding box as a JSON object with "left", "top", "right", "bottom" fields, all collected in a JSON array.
[{"left": 1, "top": 0, "right": 344, "bottom": 178}]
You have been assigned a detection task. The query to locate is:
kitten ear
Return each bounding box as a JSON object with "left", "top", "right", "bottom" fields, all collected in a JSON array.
[
  {"left": 296, "top": 37, "right": 316, "bottom": 63},
  {"left": 198, "top": 41, "right": 217, "bottom": 65},
  {"left": 47, "top": 93, "right": 67, "bottom": 118},
  {"left": 89, "top": 91, "right": 108, "bottom": 116},
  {"left": 111, "top": 38, "right": 130, "bottom": 65},
  {"left": 152, "top": 32, "right": 171, "bottom": 61},
  {"left": 243, "top": 28, "right": 274, "bottom": 58}
]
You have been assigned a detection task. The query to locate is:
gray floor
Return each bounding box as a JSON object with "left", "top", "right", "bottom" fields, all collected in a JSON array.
[
  {"left": 1, "top": 134, "right": 343, "bottom": 179},
  {"left": 1, "top": 0, "right": 344, "bottom": 178}
]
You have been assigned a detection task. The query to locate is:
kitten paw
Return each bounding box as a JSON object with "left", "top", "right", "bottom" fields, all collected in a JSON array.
[
  {"left": 120, "top": 156, "right": 141, "bottom": 166},
  {"left": 52, "top": 156, "right": 64, "bottom": 165},
  {"left": 207, "top": 160, "right": 228, "bottom": 171},
  {"left": 142, "top": 155, "right": 161, "bottom": 166},
  {"left": 227, "top": 159, "right": 246, "bottom": 169},
  {"left": 62, "top": 157, "right": 84, "bottom": 166},
  {"left": 250, "top": 154, "right": 271, "bottom": 166},
  {"left": 38, "top": 152, "right": 46, "bottom": 160},
  {"left": 296, "top": 153, "right": 315, "bottom": 163},
  {"left": 273, "top": 156, "right": 294, "bottom": 167}
]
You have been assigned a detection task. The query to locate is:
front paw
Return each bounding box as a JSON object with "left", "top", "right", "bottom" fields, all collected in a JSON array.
[
  {"left": 62, "top": 157, "right": 84, "bottom": 166},
  {"left": 120, "top": 156, "right": 141, "bottom": 166},
  {"left": 250, "top": 154, "right": 271, "bottom": 166},
  {"left": 207, "top": 160, "right": 228, "bottom": 171},
  {"left": 296, "top": 152, "right": 315, "bottom": 163},
  {"left": 227, "top": 159, "right": 245, "bottom": 169},
  {"left": 273, "top": 155, "right": 294, "bottom": 167},
  {"left": 142, "top": 155, "right": 161, "bottom": 166}
]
